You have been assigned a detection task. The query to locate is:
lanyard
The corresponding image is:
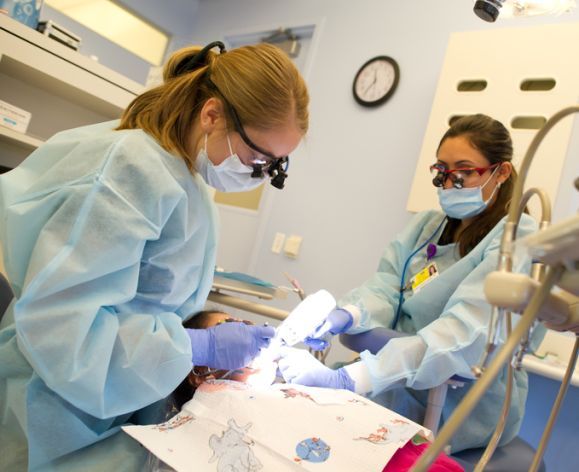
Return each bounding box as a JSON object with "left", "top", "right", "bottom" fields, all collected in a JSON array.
[{"left": 391, "top": 217, "right": 447, "bottom": 329}]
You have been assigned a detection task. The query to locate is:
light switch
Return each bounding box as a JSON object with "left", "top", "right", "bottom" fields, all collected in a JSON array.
[
  {"left": 272, "top": 232, "right": 285, "bottom": 254},
  {"left": 284, "top": 235, "right": 303, "bottom": 258}
]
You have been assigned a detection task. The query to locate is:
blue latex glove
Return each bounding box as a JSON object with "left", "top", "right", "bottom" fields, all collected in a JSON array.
[
  {"left": 278, "top": 348, "right": 355, "bottom": 391},
  {"left": 304, "top": 307, "right": 354, "bottom": 351},
  {"left": 187, "top": 322, "right": 275, "bottom": 370}
]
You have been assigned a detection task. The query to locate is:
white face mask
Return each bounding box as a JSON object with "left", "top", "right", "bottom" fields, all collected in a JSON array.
[{"left": 195, "top": 134, "right": 266, "bottom": 192}]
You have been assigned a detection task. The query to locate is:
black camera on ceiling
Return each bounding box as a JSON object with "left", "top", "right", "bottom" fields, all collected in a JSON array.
[{"left": 473, "top": 0, "right": 505, "bottom": 22}]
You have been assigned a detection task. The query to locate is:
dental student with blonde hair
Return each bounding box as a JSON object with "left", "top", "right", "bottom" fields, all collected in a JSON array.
[{"left": 0, "top": 41, "right": 309, "bottom": 470}]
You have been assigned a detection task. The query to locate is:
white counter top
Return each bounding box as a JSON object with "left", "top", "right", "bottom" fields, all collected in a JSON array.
[{"left": 522, "top": 330, "right": 579, "bottom": 387}]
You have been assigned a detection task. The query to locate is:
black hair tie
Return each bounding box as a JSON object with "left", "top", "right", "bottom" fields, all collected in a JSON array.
[{"left": 175, "top": 41, "right": 227, "bottom": 76}]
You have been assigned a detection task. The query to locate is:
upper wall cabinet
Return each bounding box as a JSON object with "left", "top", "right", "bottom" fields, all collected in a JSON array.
[{"left": 0, "top": 15, "right": 144, "bottom": 170}]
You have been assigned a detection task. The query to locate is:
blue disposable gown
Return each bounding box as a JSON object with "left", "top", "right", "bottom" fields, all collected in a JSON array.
[
  {"left": 340, "top": 210, "right": 541, "bottom": 453},
  {"left": 0, "top": 121, "right": 218, "bottom": 470}
]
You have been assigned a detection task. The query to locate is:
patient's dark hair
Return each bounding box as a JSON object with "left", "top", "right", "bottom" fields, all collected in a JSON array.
[{"left": 182, "top": 310, "right": 224, "bottom": 329}]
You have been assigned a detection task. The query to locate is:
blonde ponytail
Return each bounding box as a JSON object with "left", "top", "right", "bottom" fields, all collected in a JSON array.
[{"left": 117, "top": 43, "right": 309, "bottom": 172}]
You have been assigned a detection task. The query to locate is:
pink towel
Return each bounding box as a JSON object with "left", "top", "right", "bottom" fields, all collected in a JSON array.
[{"left": 383, "top": 441, "right": 464, "bottom": 471}]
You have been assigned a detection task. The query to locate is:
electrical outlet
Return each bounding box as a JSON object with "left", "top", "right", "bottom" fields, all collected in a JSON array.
[{"left": 284, "top": 235, "right": 303, "bottom": 258}]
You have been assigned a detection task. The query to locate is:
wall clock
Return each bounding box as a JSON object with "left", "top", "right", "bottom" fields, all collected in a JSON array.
[{"left": 352, "top": 56, "right": 400, "bottom": 107}]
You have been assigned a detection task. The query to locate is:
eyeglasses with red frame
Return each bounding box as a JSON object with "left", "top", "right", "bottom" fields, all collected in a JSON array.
[{"left": 429, "top": 163, "right": 499, "bottom": 189}]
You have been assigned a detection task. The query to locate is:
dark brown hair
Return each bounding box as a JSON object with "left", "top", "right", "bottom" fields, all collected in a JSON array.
[
  {"left": 437, "top": 114, "right": 517, "bottom": 256},
  {"left": 182, "top": 310, "right": 224, "bottom": 329}
]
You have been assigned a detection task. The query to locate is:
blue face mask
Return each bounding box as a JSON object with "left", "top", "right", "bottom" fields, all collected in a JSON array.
[{"left": 437, "top": 167, "right": 501, "bottom": 219}]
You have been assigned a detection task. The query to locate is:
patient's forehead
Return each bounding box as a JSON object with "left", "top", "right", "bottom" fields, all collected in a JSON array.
[
  {"left": 204, "top": 312, "right": 230, "bottom": 327},
  {"left": 201, "top": 312, "right": 252, "bottom": 328}
]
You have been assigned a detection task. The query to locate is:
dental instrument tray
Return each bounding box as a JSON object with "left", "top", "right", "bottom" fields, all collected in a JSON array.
[{"left": 212, "top": 271, "right": 288, "bottom": 300}]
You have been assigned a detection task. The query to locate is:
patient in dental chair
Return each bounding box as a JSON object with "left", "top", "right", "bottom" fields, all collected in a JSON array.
[
  {"left": 124, "top": 310, "right": 462, "bottom": 472},
  {"left": 171, "top": 310, "right": 265, "bottom": 411}
]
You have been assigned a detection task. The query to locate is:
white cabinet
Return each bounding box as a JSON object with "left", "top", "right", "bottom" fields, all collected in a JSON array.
[{"left": 0, "top": 14, "right": 144, "bottom": 170}]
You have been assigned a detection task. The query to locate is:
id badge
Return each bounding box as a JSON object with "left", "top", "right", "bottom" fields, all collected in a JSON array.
[{"left": 410, "top": 262, "right": 439, "bottom": 294}]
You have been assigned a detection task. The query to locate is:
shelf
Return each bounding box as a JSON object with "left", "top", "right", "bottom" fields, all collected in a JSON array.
[
  {"left": 0, "top": 125, "right": 44, "bottom": 151},
  {"left": 0, "top": 15, "right": 144, "bottom": 171},
  {"left": 0, "top": 15, "right": 143, "bottom": 96},
  {"left": 0, "top": 15, "right": 143, "bottom": 120}
]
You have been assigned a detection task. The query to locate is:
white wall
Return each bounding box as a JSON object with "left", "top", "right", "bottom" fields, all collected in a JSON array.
[{"left": 189, "top": 0, "right": 579, "bottom": 317}]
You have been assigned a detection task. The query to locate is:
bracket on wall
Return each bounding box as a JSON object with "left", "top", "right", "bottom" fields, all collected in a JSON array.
[{"left": 261, "top": 28, "right": 301, "bottom": 58}]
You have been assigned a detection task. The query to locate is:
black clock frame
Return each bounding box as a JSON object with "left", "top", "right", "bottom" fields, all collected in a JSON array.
[{"left": 352, "top": 55, "right": 400, "bottom": 107}]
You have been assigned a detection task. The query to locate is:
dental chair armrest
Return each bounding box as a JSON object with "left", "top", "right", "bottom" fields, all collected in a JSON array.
[
  {"left": 339, "top": 327, "right": 410, "bottom": 355},
  {"left": 339, "top": 328, "right": 472, "bottom": 384},
  {"left": 340, "top": 327, "right": 473, "bottom": 435}
]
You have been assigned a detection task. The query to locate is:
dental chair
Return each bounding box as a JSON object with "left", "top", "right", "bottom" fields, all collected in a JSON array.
[{"left": 340, "top": 328, "right": 546, "bottom": 472}]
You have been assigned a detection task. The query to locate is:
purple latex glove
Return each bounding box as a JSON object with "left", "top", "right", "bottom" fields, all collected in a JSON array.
[
  {"left": 187, "top": 322, "right": 275, "bottom": 370},
  {"left": 278, "top": 347, "right": 355, "bottom": 391},
  {"left": 304, "top": 307, "right": 354, "bottom": 351}
]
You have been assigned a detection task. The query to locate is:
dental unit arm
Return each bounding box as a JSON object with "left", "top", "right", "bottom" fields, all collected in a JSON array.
[
  {"left": 474, "top": 186, "right": 552, "bottom": 378},
  {"left": 411, "top": 105, "right": 579, "bottom": 472},
  {"left": 484, "top": 217, "right": 579, "bottom": 330}
]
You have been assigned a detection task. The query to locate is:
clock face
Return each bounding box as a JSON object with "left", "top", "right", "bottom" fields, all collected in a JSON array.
[{"left": 353, "top": 56, "right": 399, "bottom": 107}]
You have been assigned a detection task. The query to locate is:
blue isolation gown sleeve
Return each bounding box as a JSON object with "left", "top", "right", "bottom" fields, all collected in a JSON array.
[
  {"left": 339, "top": 210, "right": 445, "bottom": 332},
  {"left": 1, "top": 124, "right": 216, "bottom": 421},
  {"left": 345, "top": 213, "right": 538, "bottom": 395}
]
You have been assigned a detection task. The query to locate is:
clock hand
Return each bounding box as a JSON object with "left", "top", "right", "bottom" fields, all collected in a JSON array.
[
  {"left": 364, "top": 72, "right": 378, "bottom": 94},
  {"left": 364, "top": 82, "right": 376, "bottom": 94}
]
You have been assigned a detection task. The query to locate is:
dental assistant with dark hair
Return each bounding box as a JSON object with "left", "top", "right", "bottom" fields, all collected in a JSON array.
[
  {"left": 279, "top": 114, "right": 541, "bottom": 453},
  {"left": 0, "top": 41, "right": 309, "bottom": 470}
]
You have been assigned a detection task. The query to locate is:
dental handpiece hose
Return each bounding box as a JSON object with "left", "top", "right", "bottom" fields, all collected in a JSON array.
[
  {"left": 477, "top": 187, "right": 551, "bottom": 376},
  {"left": 474, "top": 306, "right": 502, "bottom": 377},
  {"left": 473, "top": 311, "right": 513, "bottom": 472},
  {"left": 497, "top": 106, "right": 578, "bottom": 277},
  {"left": 514, "top": 259, "right": 547, "bottom": 370},
  {"left": 410, "top": 264, "right": 564, "bottom": 472},
  {"left": 505, "top": 106, "right": 578, "bottom": 243},
  {"left": 511, "top": 188, "right": 551, "bottom": 368}
]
